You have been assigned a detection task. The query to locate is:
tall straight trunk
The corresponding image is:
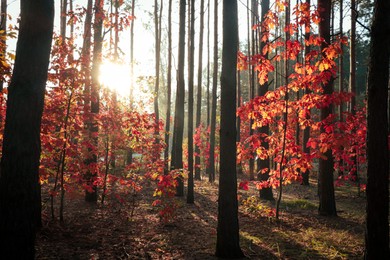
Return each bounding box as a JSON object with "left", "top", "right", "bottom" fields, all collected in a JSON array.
[
  {"left": 0, "top": 0, "right": 54, "bottom": 257},
  {"left": 257, "top": 0, "right": 273, "bottom": 200},
  {"left": 301, "top": 0, "right": 311, "bottom": 186},
  {"left": 60, "top": 0, "right": 67, "bottom": 39},
  {"left": 164, "top": 0, "right": 172, "bottom": 174},
  {"left": 349, "top": 0, "right": 356, "bottom": 114},
  {"left": 172, "top": 0, "right": 186, "bottom": 196},
  {"left": 249, "top": 0, "right": 258, "bottom": 181},
  {"left": 338, "top": 0, "right": 343, "bottom": 116},
  {"left": 85, "top": 0, "right": 104, "bottom": 202},
  {"left": 153, "top": 0, "right": 162, "bottom": 160},
  {"left": 187, "top": 0, "right": 195, "bottom": 204},
  {"left": 126, "top": 0, "right": 135, "bottom": 165},
  {"left": 208, "top": 0, "right": 218, "bottom": 183},
  {"left": 365, "top": 0, "right": 390, "bottom": 258},
  {"left": 69, "top": 0, "right": 74, "bottom": 37},
  {"left": 206, "top": 0, "right": 211, "bottom": 126},
  {"left": 0, "top": 0, "right": 7, "bottom": 92},
  {"left": 195, "top": 0, "right": 205, "bottom": 181},
  {"left": 318, "top": 0, "right": 337, "bottom": 216},
  {"left": 215, "top": 0, "right": 244, "bottom": 257}
]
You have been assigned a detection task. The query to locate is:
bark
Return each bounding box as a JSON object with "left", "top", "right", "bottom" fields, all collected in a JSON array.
[
  {"left": 187, "top": 0, "right": 195, "bottom": 204},
  {"left": 0, "top": 0, "right": 54, "bottom": 257},
  {"left": 85, "top": 0, "right": 104, "bottom": 202},
  {"left": 318, "top": 0, "right": 337, "bottom": 216},
  {"left": 208, "top": 0, "right": 218, "bottom": 183},
  {"left": 60, "top": 0, "right": 68, "bottom": 39},
  {"left": 365, "top": 0, "right": 390, "bottom": 258},
  {"left": 164, "top": 0, "right": 172, "bottom": 174},
  {"left": 257, "top": 0, "right": 273, "bottom": 201},
  {"left": 171, "top": 0, "right": 186, "bottom": 196},
  {"left": 215, "top": 0, "right": 244, "bottom": 257},
  {"left": 349, "top": 0, "right": 356, "bottom": 113},
  {"left": 206, "top": 0, "right": 211, "bottom": 126},
  {"left": 195, "top": 0, "right": 205, "bottom": 181}
]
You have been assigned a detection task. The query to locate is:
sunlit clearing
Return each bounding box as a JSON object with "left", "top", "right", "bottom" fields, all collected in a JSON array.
[{"left": 99, "top": 61, "right": 132, "bottom": 97}]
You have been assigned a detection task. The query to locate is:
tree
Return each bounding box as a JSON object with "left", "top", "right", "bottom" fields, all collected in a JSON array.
[
  {"left": 0, "top": 0, "right": 54, "bottom": 257},
  {"left": 215, "top": 0, "right": 244, "bottom": 257},
  {"left": 194, "top": 0, "right": 205, "bottom": 181},
  {"left": 365, "top": 0, "right": 390, "bottom": 258},
  {"left": 318, "top": 0, "right": 337, "bottom": 216},
  {"left": 85, "top": 0, "right": 104, "bottom": 202},
  {"left": 257, "top": 0, "right": 274, "bottom": 201},
  {"left": 164, "top": 0, "right": 172, "bottom": 174},
  {"left": 208, "top": 0, "right": 218, "bottom": 183},
  {"left": 187, "top": 0, "right": 195, "bottom": 203},
  {"left": 172, "top": 0, "right": 186, "bottom": 196}
]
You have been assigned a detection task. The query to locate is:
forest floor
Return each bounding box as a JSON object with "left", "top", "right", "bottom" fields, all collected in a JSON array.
[{"left": 36, "top": 173, "right": 366, "bottom": 259}]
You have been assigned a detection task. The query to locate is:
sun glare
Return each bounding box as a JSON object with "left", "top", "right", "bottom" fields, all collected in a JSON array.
[{"left": 99, "top": 61, "right": 132, "bottom": 97}]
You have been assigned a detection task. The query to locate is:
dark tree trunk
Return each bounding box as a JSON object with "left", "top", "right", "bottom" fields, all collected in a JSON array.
[
  {"left": 172, "top": 0, "right": 186, "bottom": 196},
  {"left": 349, "top": 0, "right": 356, "bottom": 113},
  {"left": 257, "top": 0, "right": 273, "bottom": 201},
  {"left": 206, "top": 0, "right": 211, "bottom": 127},
  {"left": 208, "top": 0, "right": 218, "bottom": 183},
  {"left": 60, "top": 0, "right": 67, "bottom": 39},
  {"left": 187, "top": 0, "right": 195, "bottom": 204},
  {"left": 85, "top": 0, "right": 104, "bottom": 202},
  {"left": 164, "top": 0, "right": 172, "bottom": 174},
  {"left": 0, "top": 0, "right": 54, "bottom": 257},
  {"left": 215, "top": 0, "right": 244, "bottom": 257},
  {"left": 318, "top": 0, "right": 337, "bottom": 216},
  {"left": 365, "top": 0, "right": 390, "bottom": 258},
  {"left": 154, "top": 0, "right": 162, "bottom": 152},
  {"left": 195, "top": 0, "right": 205, "bottom": 181}
]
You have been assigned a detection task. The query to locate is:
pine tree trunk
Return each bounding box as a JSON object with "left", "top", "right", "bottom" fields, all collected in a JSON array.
[
  {"left": 208, "top": 0, "right": 218, "bottom": 183},
  {"left": 172, "top": 0, "right": 186, "bottom": 196},
  {"left": 187, "top": 0, "right": 195, "bottom": 204},
  {"left": 0, "top": 0, "right": 54, "bottom": 257},
  {"left": 365, "top": 0, "right": 390, "bottom": 258},
  {"left": 215, "top": 0, "right": 244, "bottom": 257},
  {"left": 164, "top": 0, "right": 172, "bottom": 174},
  {"left": 195, "top": 0, "right": 205, "bottom": 181}
]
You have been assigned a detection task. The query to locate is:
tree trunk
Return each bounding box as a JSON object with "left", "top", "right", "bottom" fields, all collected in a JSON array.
[
  {"left": 215, "top": 0, "right": 244, "bottom": 257},
  {"left": 365, "top": 0, "right": 390, "bottom": 258},
  {"left": 60, "top": 0, "right": 68, "bottom": 40},
  {"left": 0, "top": 0, "right": 54, "bottom": 257},
  {"left": 318, "top": 0, "right": 337, "bottom": 216},
  {"left": 208, "top": 0, "right": 218, "bottom": 183},
  {"left": 187, "top": 0, "right": 195, "bottom": 204},
  {"left": 85, "top": 0, "right": 104, "bottom": 202},
  {"left": 301, "top": 0, "right": 311, "bottom": 186},
  {"left": 164, "top": 0, "right": 172, "bottom": 174},
  {"left": 195, "top": 0, "right": 205, "bottom": 181},
  {"left": 257, "top": 0, "right": 273, "bottom": 201},
  {"left": 171, "top": 0, "right": 186, "bottom": 196},
  {"left": 349, "top": 0, "right": 356, "bottom": 113}
]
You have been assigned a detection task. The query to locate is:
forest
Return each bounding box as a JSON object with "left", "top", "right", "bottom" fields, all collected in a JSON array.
[{"left": 0, "top": 0, "right": 388, "bottom": 259}]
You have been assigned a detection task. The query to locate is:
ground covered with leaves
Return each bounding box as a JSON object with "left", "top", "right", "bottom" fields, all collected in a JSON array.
[{"left": 36, "top": 176, "right": 365, "bottom": 259}]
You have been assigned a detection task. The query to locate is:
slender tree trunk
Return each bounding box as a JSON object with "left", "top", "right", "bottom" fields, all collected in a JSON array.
[
  {"left": 195, "top": 0, "right": 205, "bottom": 181},
  {"left": 172, "top": 0, "right": 186, "bottom": 196},
  {"left": 318, "top": 0, "right": 337, "bottom": 216},
  {"left": 257, "top": 0, "right": 273, "bottom": 201},
  {"left": 0, "top": 0, "right": 54, "bottom": 257},
  {"left": 60, "top": 0, "right": 68, "bottom": 40},
  {"left": 85, "top": 0, "right": 104, "bottom": 202},
  {"left": 208, "top": 0, "right": 218, "bottom": 183},
  {"left": 164, "top": 0, "right": 172, "bottom": 174},
  {"left": 187, "top": 0, "right": 195, "bottom": 204},
  {"left": 215, "top": 0, "right": 244, "bottom": 257},
  {"left": 206, "top": 0, "right": 211, "bottom": 126},
  {"left": 301, "top": 0, "right": 311, "bottom": 186},
  {"left": 349, "top": 0, "right": 356, "bottom": 113},
  {"left": 365, "top": 0, "right": 390, "bottom": 258}
]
